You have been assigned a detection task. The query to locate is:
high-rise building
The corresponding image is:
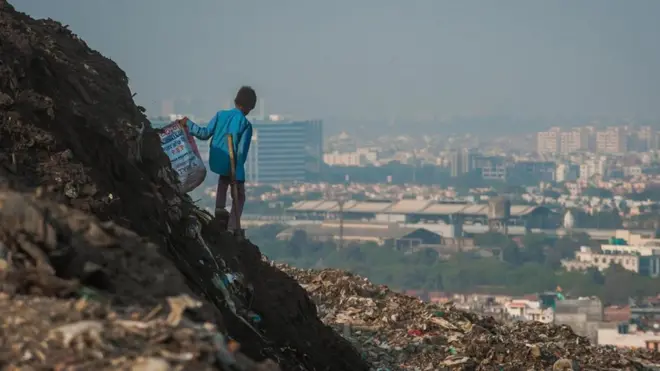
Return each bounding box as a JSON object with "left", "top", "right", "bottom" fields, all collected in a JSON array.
[
  {"left": 559, "top": 131, "right": 583, "bottom": 154},
  {"left": 450, "top": 149, "right": 476, "bottom": 177},
  {"left": 245, "top": 119, "right": 323, "bottom": 183},
  {"left": 537, "top": 128, "right": 561, "bottom": 154},
  {"left": 538, "top": 127, "right": 594, "bottom": 155},
  {"left": 596, "top": 127, "right": 628, "bottom": 153},
  {"left": 635, "top": 126, "right": 657, "bottom": 151}
]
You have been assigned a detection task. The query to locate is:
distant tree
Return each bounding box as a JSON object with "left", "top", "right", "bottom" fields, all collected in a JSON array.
[
  {"left": 542, "top": 189, "right": 561, "bottom": 199},
  {"left": 406, "top": 248, "right": 439, "bottom": 266},
  {"left": 522, "top": 233, "right": 550, "bottom": 264},
  {"left": 583, "top": 187, "right": 614, "bottom": 199}
]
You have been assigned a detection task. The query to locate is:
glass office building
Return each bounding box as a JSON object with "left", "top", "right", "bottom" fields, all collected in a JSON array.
[{"left": 246, "top": 120, "right": 323, "bottom": 184}]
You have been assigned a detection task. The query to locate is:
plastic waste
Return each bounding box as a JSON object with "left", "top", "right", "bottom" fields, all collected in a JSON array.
[{"left": 157, "top": 118, "right": 206, "bottom": 193}]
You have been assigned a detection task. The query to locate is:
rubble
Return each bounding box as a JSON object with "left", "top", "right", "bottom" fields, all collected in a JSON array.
[
  {"left": 279, "top": 265, "right": 660, "bottom": 370},
  {"left": 0, "top": 294, "right": 280, "bottom": 370},
  {"left": 4, "top": 0, "right": 660, "bottom": 369},
  {"left": 0, "top": 2, "right": 367, "bottom": 370}
]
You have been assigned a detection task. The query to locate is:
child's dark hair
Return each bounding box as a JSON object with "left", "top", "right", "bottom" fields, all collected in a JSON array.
[{"left": 234, "top": 86, "right": 257, "bottom": 111}]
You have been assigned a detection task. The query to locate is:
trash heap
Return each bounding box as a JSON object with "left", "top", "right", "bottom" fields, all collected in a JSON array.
[
  {"left": 0, "top": 290, "right": 281, "bottom": 370},
  {"left": 0, "top": 2, "right": 367, "bottom": 370},
  {"left": 279, "top": 265, "right": 660, "bottom": 370},
  {"left": 0, "top": 189, "right": 278, "bottom": 370}
]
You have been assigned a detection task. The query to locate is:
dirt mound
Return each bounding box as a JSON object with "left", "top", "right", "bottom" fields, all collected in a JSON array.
[
  {"left": 281, "top": 265, "right": 660, "bottom": 370},
  {"left": 0, "top": 2, "right": 367, "bottom": 370}
]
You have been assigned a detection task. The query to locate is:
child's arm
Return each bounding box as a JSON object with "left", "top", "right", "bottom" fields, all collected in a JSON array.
[
  {"left": 186, "top": 113, "right": 219, "bottom": 140},
  {"left": 237, "top": 123, "right": 253, "bottom": 166}
]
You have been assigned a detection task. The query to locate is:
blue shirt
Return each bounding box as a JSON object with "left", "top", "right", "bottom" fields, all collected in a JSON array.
[{"left": 186, "top": 108, "right": 253, "bottom": 181}]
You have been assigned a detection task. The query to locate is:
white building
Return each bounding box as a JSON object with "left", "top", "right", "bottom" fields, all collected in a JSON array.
[
  {"left": 324, "top": 151, "right": 361, "bottom": 166},
  {"left": 562, "top": 245, "right": 660, "bottom": 277},
  {"left": 323, "top": 148, "right": 378, "bottom": 167},
  {"left": 598, "top": 325, "right": 660, "bottom": 350},
  {"left": 579, "top": 157, "right": 607, "bottom": 180},
  {"left": 504, "top": 300, "right": 554, "bottom": 323}
]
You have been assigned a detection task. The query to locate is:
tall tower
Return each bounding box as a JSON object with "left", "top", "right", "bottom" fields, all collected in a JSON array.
[{"left": 488, "top": 196, "right": 511, "bottom": 235}]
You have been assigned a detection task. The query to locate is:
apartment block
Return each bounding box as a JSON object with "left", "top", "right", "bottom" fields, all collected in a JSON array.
[
  {"left": 538, "top": 127, "right": 593, "bottom": 155},
  {"left": 537, "top": 128, "right": 561, "bottom": 154},
  {"left": 596, "top": 127, "right": 628, "bottom": 153},
  {"left": 579, "top": 157, "right": 607, "bottom": 180}
]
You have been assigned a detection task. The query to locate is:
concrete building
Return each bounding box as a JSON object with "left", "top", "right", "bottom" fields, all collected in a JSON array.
[
  {"left": 324, "top": 151, "right": 361, "bottom": 166},
  {"left": 561, "top": 245, "right": 660, "bottom": 277},
  {"left": 579, "top": 157, "right": 607, "bottom": 180},
  {"left": 634, "top": 126, "right": 657, "bottom": 152},
  {"left": 474, "top": 156, "right": 507, "bottom": 180},
  {"left": 554, "top": 298, "right": 603, "bottom": 343},
  {"left": 450, "top": 149, "right": 476, "bottom": 177},
  {"left": 511, "top": 161, "right": 556, "bottom": 182},
  {"left": 287, "top": 200, "right": 555, "bottom": 233},
  {"left": 504, "top": 299, "right": 554, "bottom": 323},
  {"left": 246, "top": 119, "right": 323, "bottom": 183},
  {"left": 538, "top": 127, "right": 592, "bottom": 155},
  {"left": 559, "top": 130, "right": 583, "bottom": 154},
  {"left": 276, "top": 221, "right": 442, "bottom": 250},
  {"left": 598, "top": 325, "right": 660, "bottom": 350},
  {"left": 537, "top": 128, "right": 561, "bottom": 154},
  {"left": 324, "top": 148, "right": 378, "bottom": 167},
  {"left": 555, "top": 163, "right": 579, "bottom": 183},
  {"left": 615, "top": 230, "right": 660, "bottom": 245},
  {"left": 596, "top": 127, "right": 628, "bottom": 154}
]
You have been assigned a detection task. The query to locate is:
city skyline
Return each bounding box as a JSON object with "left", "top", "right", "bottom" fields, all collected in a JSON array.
[{"left": 15, "top": 0, "right": 660, "bottom": 125}]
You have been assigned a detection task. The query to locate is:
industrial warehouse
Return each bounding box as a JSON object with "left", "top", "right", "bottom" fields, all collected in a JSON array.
[
  {"left": 286, "top": 198, "right": 556, "bottom": 232},
  {"left": 272, "top": 197, "right": 559, "bottom": 253}
]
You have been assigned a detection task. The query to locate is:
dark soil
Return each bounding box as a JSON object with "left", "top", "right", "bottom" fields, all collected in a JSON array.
[{"left": 0, "top": 1, "right": 368, "bottom": 370}]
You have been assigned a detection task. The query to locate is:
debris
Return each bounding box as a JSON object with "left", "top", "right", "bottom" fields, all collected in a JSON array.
[
  {"left": 131, "top": 358, "right": 171, "bottom": 371},
  {"left": 0, "top": 2, "right": 368, "bottom": 370},
  {"left": 5, "top": 1, "right": 655, "bottom": 370},
  {"left": 280, "top": 265, "right": 660, "bottom": 370},
  {"left": 165, "top": 294, "right": 202, "bottom": 327},
  {"left": 49, "top": 320, "right": 103, "bottom": 347}
]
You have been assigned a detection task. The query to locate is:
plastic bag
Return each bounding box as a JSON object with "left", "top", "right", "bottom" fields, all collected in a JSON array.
[{"left": 158, "top": 118, "right": 207, "bottom": 192}]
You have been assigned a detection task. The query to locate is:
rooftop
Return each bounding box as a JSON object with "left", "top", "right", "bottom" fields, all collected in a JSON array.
[
  {"left": 287, "top": 200, "right": 550, "bottom": 217},
  {"left": 277, "top": 221, "right": 439, "bottom": 240}
]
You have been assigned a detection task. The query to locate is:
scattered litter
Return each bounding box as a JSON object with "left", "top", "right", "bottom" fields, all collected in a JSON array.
[{"left": 280, "top": 265, "right": 660, "bottom": 370}]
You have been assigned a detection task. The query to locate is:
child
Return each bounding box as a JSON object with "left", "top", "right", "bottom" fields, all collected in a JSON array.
[{"left": 186, "top": 86, "right": 256, "bottom": 232}]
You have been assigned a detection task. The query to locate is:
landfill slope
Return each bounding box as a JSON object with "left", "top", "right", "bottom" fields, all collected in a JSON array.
[
  {"left": 280, "top": 265, "right": 660, "bottom": 371},
  {"left": 0, "top": 2, "right": 368, "bottom": 370},
  {"left": 0, "top": 188, "right": 280, "bottom": 370}
]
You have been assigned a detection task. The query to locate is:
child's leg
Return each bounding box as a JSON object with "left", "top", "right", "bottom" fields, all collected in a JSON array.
[
  {"left": 228, "top": 181, "right": 246, "bottom": 231},
  {"left": 215, "top": 176, "right": 230, "bottom": 213}
]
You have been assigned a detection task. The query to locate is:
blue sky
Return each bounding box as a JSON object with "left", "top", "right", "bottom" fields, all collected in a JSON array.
[{"left": 15, "top": 0, "right": 660, "bottom": 123}]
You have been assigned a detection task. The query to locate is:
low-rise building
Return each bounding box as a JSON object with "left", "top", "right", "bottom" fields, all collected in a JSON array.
[
  {"left": 562, "top": 246, "right": 642, "bottom": 272},
  {"left": 554, "top": 298, "right": 603, "bottom": 344},
  {"left": 561, "top": 244, "right": 660, "bottom": 277},
  {"left": 504, "top": 299, "right": 554, "bottom": 323},
  {"left": 276, "top": 221, "right": 442, "bottom": 250},
  {"left": 598, "top": 324, "right": 660, "bottom": 350}
]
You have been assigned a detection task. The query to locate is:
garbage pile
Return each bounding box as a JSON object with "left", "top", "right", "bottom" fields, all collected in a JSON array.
[
  {"left": 0, "top": 189, "right": 277, "bottom": 370},
  {"left": 279, "top": 265, "right": 660, "bottom": 370},
  {"left": 0, "top": 2, "right": 367, "bottom": 370},
  {"left": 0, "top": 293, "right": 282, "bottom": 370}
]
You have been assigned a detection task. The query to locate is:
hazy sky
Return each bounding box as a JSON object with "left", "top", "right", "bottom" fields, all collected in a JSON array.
[{"left": 15, "top": 0, "right": 660, "bottom": 121}]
